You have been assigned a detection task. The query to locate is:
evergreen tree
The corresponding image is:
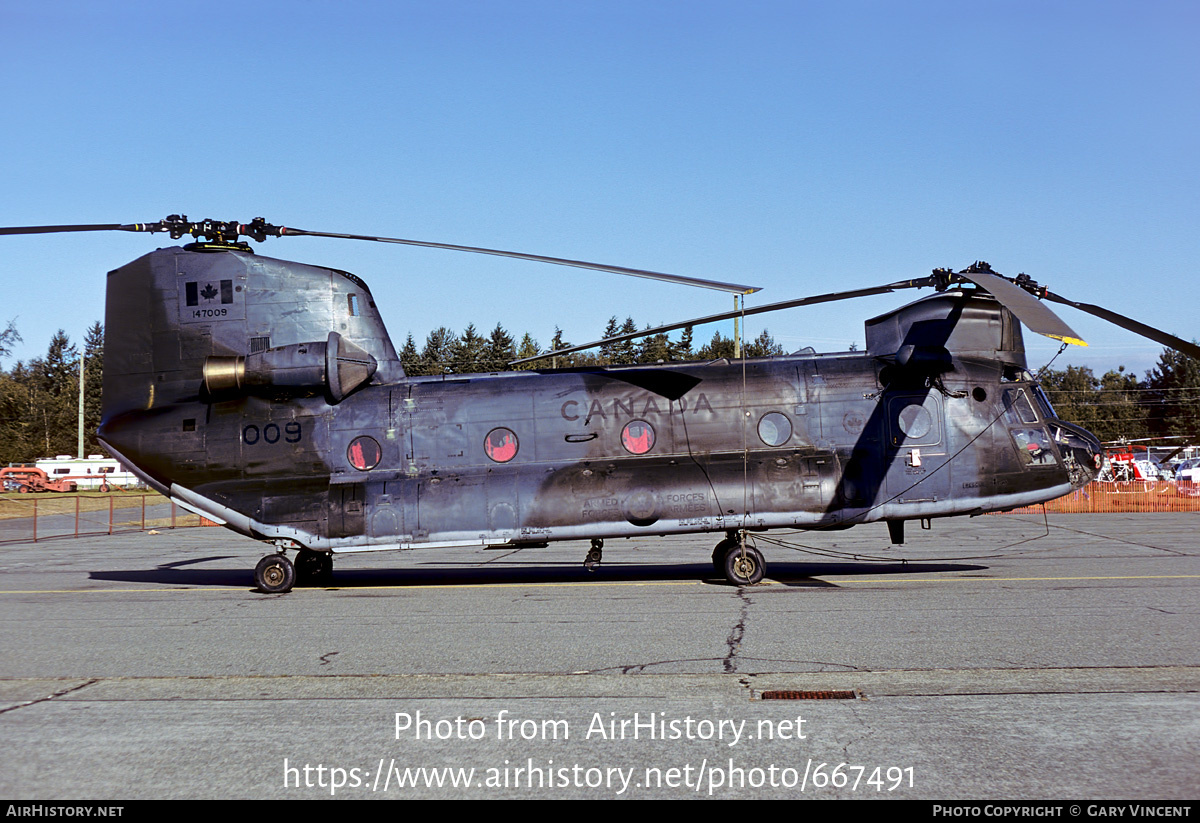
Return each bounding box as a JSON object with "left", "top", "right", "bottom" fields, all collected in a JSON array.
[
  {"left": 0, "top": 320, "right": 26, "bottom": 463},
  {"left": 27, "top": 330, "right": 79, "bottom": 457},
  {"left": 0, "top": 319, "right": 20, "bottom": 361},
  {"left": 399, "top": 333, "right": 421, "bottom": 375},
  {"left": 513, "top": 333, "right": 541, "bottom": 371},
  {"left": 0, "top": 369, "right": 31, "bottom": 464},
  {"left": 1145, "top": 344, "right": 1200, "bottom": 440},
  {"left": 450, "top": 323, "right": 488, "bottom": 373},
  {"left": 670, "top": 325, "right": 695, "bottom": 361},
  {"left": 697, "top": 330, "right": 737, "bottom": 360},
  {"left": 694, "top": 328, "right": 782, "bottom": 360},
  {"left": 636, "top": 327, "right": 671, "bottom": 363},
  {"left": 598, "top": 316, "right": 621, "bottom": 364},
  {"left": 744, "top": 329, "right": 784, "bottom": 358},
  {"left": 611, "top": 317, "right": 639, "bottom": 364},
  {"left": 420, "top": 327, "right": 457, "bottom": 374},
  {"left": 549, "top": 327, "right": 573, "bottom": 368},
  {"left": 83, "top": 322, "right": 104, "bottom": 455},
  {"left": 483, "top": 323, "right": 515, "bottom": 372}
]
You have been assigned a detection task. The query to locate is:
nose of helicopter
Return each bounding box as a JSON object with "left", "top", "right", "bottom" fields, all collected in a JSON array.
[{"left": 1057, "top": 422, "right": 1104, "bottom": 489}]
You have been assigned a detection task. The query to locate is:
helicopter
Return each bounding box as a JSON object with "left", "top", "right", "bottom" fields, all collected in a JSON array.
[{"left": 4, "top": 216, "right": 1198, "bottom": 593}]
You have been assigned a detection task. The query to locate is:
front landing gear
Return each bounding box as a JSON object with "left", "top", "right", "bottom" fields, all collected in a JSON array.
[
  {"left": 713, "top": 532, "right": 765, "bottom": 586},
  {"left": 296, "top": 549, "right": 333, "bottom": 587},
  {"left": 255, "top": 553, "right": 296, "bottom": 593}
]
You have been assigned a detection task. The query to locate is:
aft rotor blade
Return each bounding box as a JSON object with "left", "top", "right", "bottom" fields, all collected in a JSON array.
[
  {"left": 955, "top": 268, "right": 1086, "bottom": 347},
  {"left": 511, "top": 277, "right": 937, "bottom": 365},
  {"left": 1040, "top": 290, "right": 1200, "bottom": 360},
  {"left": 281, "top": 227, "right": 760, "bottom": 295},
  {"left": 0, "top": 223, "right": 149, "bottom": 236}
]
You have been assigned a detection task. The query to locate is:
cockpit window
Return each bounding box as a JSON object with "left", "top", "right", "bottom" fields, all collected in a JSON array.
[
  {"left": 1002, "top": 388, "right": 1039, "bottom": 425},
  {"left": 1011, "top": 428, "right": 1058, "bottom": 467},
  {"left": 1032, "top": 384, "right": 1058, "bottom": 419},
  {"left": 1002, "top": 367, "right": 1036, "bottom": 383}
]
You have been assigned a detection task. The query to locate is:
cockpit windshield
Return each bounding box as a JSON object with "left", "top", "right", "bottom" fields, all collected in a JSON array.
[{"left": 1031, "top": 383, "right": 1058, "bottom": 419}]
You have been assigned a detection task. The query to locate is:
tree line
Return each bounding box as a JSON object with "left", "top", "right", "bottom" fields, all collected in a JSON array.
[
  {"left": 1038, "top": 351, "right": 1200, "bottom": 443},
  {"left": 0, "top": 322, "right": 104, "bottom": 465},
  {"left": 397, "top": 317, "right": 785, "bottom": 375},
  {"left": 0, "top": 316, "right": 1195, "bottom": 465}
]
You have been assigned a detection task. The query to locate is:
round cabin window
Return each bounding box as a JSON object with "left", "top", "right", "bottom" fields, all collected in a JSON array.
[
  {"left": 347, "top": 435, "right": 382, "bottom": 471},
  {"left": 757, "top": 412, "right": 792, "bottom": 447},
  {"left": 621, "top": 420, "right": 655, "bottom": 455},
  {"left": 485, "top": 428, "right": 519, "bottom": 463}
]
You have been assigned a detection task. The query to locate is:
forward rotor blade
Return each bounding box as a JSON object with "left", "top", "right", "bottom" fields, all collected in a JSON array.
[
  {"left": 510, "top": 277, "right": 937, "bottom": 365},
  {"left": 955, "top": 268, "right": 1086, "bottom": 346},
  {"left": 1040, "top": 290, "right": 1200, "bottom": 360},
  {"left": 281, "top": 227, "right": 761, "bottom": 295}
]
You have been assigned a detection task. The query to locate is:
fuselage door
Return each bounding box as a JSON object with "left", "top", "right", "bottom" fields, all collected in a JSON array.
[{"left": 884, "top": 392, "right": 949, "bottom": 503}]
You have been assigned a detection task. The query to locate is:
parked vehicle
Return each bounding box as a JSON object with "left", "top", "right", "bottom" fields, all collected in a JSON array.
[
  {"left": 0, "top": 466, "right": 77, "bottom": 493},
  {"left": 31, "top": 455, "right": 142, "bottom": 491}
]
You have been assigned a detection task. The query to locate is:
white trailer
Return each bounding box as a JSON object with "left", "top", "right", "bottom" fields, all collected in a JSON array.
[{"left": 32, "top": 455, "right": 142, "bottom": 491}]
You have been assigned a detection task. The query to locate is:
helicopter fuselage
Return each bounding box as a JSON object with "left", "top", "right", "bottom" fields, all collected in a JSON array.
[{"left": 96, "top": 246, "right": 1101, "bottom": 557}]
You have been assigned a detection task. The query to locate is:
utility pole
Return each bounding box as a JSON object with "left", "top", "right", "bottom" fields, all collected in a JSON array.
[
  {"left": 733, "top": 294, "right": 741, "bottom": 359},
  {"left": 77, "top": 349, "right": 85, "bottom": 458}
]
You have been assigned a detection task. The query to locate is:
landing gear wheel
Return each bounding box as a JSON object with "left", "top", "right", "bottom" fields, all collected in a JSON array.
[
  {"left": 584, "top": 538, "right": 603, "bottom": 571},
  {"left": 295, "top": 550, "right": 333, "bottom": 587},
  {"left": 712, "top": 538, "right": 738, "bottom": 574},
  {"left": 255, "top": 553, "right": 296, "bottom": 594},
  {"left": 722, "top": 543, "right": 765, "bottom": 586}
]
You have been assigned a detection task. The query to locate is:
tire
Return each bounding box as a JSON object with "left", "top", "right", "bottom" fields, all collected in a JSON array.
[
  {"left": 255, "top": 554, "right": 296, "bottom": 594},
  {"left": 295, "top": 550, "right": 333, "bottom": 587},
  {"left": 712, "top": 538, "right": 737, "bottom": 573},
  {"left": 722, "top": 543, "right": 765, "bottom": 586}
]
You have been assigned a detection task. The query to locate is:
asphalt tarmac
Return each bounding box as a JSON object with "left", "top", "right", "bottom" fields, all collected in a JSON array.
[{"left": 1, "top": 513, "right": 1196, "bottom": 799}]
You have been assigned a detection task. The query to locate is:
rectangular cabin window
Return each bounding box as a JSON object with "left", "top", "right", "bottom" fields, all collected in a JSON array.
[{"left": 348, "top": 294, "right": 361, "bottom": 317}]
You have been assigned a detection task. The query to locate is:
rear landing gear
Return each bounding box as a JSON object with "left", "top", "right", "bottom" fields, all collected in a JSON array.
[
  {"left": 255, "top": 553, "right": 296, "bottom": 594},
  {"left": 714, "top": 532, "right": 765, "bottom": 586},
  {"left": 584, "top": 539, "right": 603, "bottom": 571}
]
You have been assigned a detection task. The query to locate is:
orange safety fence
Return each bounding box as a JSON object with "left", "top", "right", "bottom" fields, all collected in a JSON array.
[
  {"left": 1, "top": 482, "right": 1197, "bottom": 545},
  {"left": 0, "top": 492, "right": 220, "bottom": 543},
  {"left": 997, "top": 481, "right": 1200, "bottom": 514}
]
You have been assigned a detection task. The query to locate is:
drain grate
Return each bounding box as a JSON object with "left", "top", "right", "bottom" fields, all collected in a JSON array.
[{"left": 760, "top": 689, "right": 857, "bottom": 700}]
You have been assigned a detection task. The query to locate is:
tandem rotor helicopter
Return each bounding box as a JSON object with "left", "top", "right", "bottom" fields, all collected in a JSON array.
[{"left": 4, "top": 215, "right": 1198, "bottom": 592}]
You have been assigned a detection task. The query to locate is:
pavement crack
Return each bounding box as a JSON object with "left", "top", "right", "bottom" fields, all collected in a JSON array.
[
  {"left": 723, "top": 588, "right": 752, "bottom": 674},
  {"left": 0, "top": 678, "right": 99, "bottom": 715}
]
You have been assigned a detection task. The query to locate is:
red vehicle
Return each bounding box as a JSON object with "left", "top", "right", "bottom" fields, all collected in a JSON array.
[{"left": 0, "top": 466, "right": 77, "bottom": 493}]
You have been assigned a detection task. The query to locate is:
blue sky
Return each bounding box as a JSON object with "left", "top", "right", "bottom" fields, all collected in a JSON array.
[{"left": 1, "top": 0, "right": 1196, "bottom": 377}]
